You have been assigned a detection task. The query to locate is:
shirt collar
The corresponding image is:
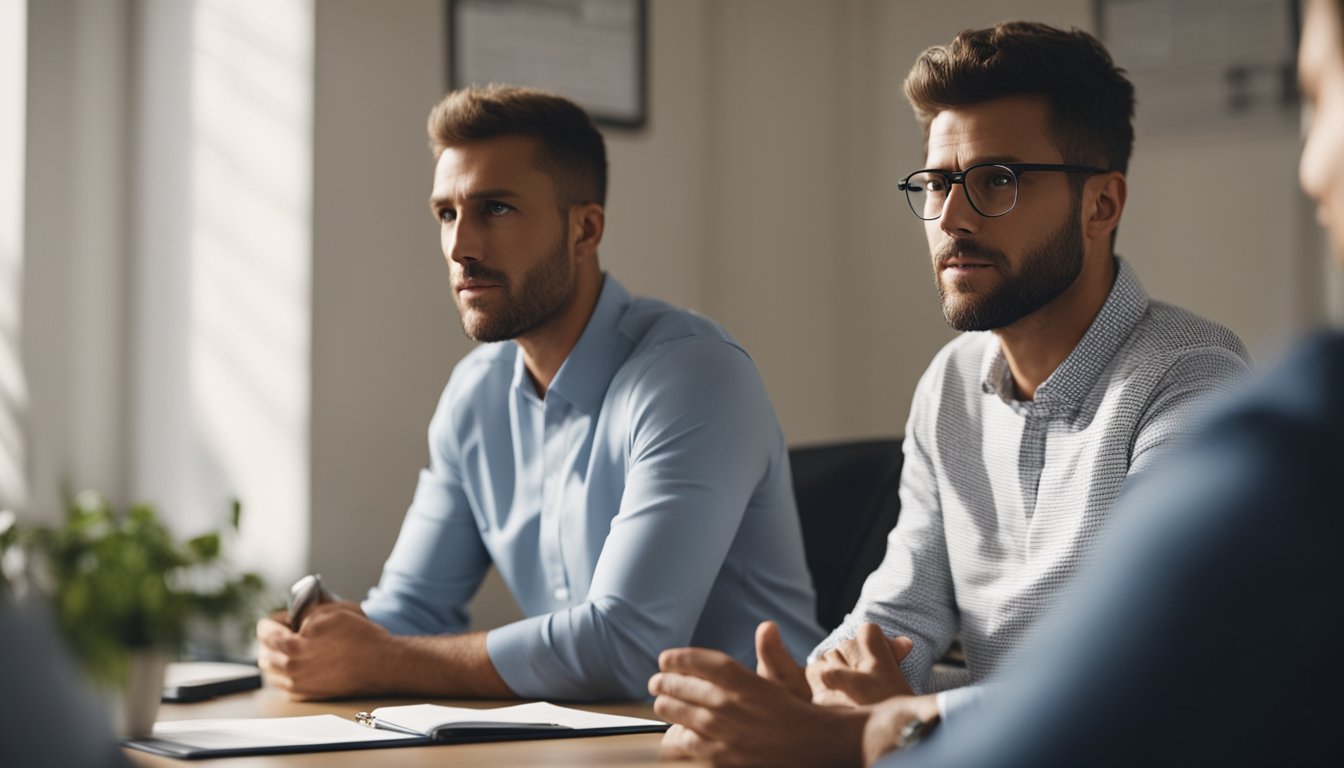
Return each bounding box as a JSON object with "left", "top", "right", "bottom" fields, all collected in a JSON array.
[
  {"left": 511, "top": 274, "right": 634, "bottom": 412},
  {"left": 981, "top": 257, "right": 1149, "bottom": 414}
]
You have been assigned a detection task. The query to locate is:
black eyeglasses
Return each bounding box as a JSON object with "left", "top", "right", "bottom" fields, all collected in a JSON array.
[{"left": 898, "top": 162, "right": 1107, "bottom": 221}]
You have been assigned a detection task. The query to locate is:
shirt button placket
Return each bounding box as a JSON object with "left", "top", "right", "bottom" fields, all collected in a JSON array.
[{"left": 541, "top": 402, "right": 571, "bottom": 606}]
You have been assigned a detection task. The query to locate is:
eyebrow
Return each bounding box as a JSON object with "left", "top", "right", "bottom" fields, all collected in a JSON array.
[{"left": 427, "top": 188, "right": 522, "bottom": 209}]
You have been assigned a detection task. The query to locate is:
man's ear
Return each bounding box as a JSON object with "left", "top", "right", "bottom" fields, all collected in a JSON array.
[
  {"left": 1084, "top": 171, "right": 1127, "bottom": 243},
  {"left": 569, "top": 203, "right": 605, "bottom": 262}
]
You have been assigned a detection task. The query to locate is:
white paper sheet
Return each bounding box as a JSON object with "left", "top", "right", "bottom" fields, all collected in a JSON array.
[
  {"left": 151, "top": 715, "right": 414, "bottom": 749},
  {"left": 370, "top": 702, "right": 665, "bottom": 734}
]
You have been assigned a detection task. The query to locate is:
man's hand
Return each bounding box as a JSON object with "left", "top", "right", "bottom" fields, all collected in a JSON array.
[
  {"left": 860, "top": 694, "right": 940, "bottom": 767},
  {"left": 807, "top": 623, "right": 915, "bottom": 707},
  {"left": 649, "top": 621, "right": 868, "bottom": 767},
  {"left": 753, "top": 621, "right": 811, "bottom": 702},
  {"left": 256, "top": 601, "right": 394, "bottom": 700}
]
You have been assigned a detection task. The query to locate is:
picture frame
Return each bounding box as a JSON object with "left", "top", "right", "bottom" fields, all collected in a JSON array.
[{"left": 447, "top": 0, "right": 649, "bottom": 129}]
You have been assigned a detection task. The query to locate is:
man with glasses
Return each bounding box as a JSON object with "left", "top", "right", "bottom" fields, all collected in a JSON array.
[
  {"left": 858, "top": 2, "right": 1344, "bottom": 762},
  {"left": 649, "top": 22, "right": 1250, "bottom": 766}
]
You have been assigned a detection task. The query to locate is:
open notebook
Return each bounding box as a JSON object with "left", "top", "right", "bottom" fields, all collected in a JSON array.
[{"left": 124, "top": 702, "right": 668, "bottom": 759}]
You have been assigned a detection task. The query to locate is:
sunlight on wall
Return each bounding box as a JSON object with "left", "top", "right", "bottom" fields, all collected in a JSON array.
[
  {"left": 190, "top": 0, "right": 313, "bottom": 584},
  {"left": 0, "top": 0, "right": 28, "bottom": 512}
]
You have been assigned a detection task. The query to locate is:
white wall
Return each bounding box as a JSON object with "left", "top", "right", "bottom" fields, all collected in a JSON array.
[
  {"left": 308, "top": 0, "right": 466, "bottom": 600},
  {"left": 127, "top": 0, "right": 317, "bottom": 591},
  {"left": 22, "top": 0, "right": 132, "bottom": 522},
  {"left": 0, "top": 0, "right": 27, "bottom": 513}
]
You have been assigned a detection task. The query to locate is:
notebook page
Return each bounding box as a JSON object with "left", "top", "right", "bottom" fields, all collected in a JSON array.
[
  {"left": 151, "top": 715, "right": 414, "bottom": 749},
  {"left": 370, "top": 702, "right": 665, "bottom": 733}
]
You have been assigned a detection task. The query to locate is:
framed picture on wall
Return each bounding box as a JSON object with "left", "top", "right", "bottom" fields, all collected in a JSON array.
[
  {"left": 1095, "top": 0, "right": 1300, "bottom": 134},
  {"left": 447, "top": 0, "right": 649, "bottom": 129}
]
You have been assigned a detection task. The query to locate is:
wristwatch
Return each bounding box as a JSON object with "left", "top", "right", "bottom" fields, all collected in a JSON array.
[{"left": 895, "top": 713, "right": 941, "bottom": 750}]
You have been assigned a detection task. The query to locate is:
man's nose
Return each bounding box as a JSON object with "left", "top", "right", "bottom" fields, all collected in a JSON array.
[
  {"left": 939, "top": 183, "right": 980, "bottom": 236},
  {"left": 445, "top": 215, "right": 483, "bottom": 264}
]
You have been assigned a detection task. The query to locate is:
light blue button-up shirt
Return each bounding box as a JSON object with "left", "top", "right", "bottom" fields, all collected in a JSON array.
[{"left": 363, "top": 276, "right": 823, "bottom": 700}]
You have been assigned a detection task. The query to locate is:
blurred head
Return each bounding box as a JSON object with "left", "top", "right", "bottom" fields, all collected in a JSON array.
[
  {"left": 426, "top": 86, "right": 606, "bottom": 342},
  {"left": 904, "top": 22, "right": 1133, "bottom": 331},
  {"left": 1299, "top": 0, "right": 1344, "bottom": 266}
]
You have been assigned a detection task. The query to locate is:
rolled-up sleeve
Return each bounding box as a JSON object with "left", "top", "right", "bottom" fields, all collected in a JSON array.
[{"left": 486, "top": 340, "right": 779, "bottom": 700}]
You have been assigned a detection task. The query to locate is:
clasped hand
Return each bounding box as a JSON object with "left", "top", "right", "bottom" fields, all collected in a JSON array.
[
  {"left": 807, "top": 622, "right": 916, "bottom": 706},
  {"left": 255, "top": 601, "right": 391, "bottom": 700}
]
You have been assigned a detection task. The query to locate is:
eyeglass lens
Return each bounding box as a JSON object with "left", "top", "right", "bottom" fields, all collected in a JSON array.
[{"left": 905, "top": 165, "right": 1020, "bottom": 220}]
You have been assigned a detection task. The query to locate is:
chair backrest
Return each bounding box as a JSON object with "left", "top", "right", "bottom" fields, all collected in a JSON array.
[{"left": 788, "top": 438, "right": 903, "bottom": 631}]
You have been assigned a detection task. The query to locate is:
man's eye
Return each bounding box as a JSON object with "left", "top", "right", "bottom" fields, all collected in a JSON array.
[
  {"left": 987, "top": 173, "right": 1013, "bottom": 188},
  {"left": 438, "top": 208, "right": 456, "bottom": 223},
  {"left": 485, "top": 202, "right": 512, "bottom": 216},
  {"left": 924, "top": 179, "right": 946, "bottom": 193}
]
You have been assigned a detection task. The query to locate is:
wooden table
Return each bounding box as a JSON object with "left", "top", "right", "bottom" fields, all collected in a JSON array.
[{"left": 125, "top": 686, "right": 693, "bottom": 767}]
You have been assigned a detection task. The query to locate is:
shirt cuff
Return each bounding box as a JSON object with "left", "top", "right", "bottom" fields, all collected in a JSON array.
[{"left": 935, "top": 684, "right": 988, "bottom": 723}]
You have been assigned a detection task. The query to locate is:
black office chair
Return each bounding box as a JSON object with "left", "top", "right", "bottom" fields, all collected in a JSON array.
[{"left": 788, "top": 438, "right": 903, "bottom": 631}]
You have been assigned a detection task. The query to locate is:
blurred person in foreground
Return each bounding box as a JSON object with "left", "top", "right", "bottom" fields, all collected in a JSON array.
[
  {"left": 857, "top": 0, "right": 1344, "bottom": 764},
  {"left": 0, "top": 596, "right": 129, "bottom": 768},
  {"left": 255, "top": 85, "right": 822, "bottom": 701},
  {"left": 649, "top": 21, "right": 1250, "bottom": 767}
]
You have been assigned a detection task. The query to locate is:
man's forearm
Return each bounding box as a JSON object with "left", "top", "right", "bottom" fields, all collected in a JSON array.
[{"left": 377, "top": 630, "right": 515, "bottom": 698}]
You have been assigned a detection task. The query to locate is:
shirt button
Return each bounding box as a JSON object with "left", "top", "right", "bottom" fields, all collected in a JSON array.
[{"left": 553, "top": 587, "right": 570, "bottom": 602}]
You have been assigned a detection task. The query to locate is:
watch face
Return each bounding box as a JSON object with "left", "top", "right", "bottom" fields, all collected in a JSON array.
[{"left": 896, "top": 716, "right": 937, "bottom": 749}]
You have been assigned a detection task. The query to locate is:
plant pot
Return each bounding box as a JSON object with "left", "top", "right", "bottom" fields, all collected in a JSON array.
[{"left": 99, "top": 648, "right": 166, "bottom": 738}]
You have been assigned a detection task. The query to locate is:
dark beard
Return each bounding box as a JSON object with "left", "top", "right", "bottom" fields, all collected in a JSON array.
[
  {"left": 935, "top": 200, "right": 1085, "bottom": 332},
  {"left": 456, "top": 233, "right": 575, "bottom": 343}
]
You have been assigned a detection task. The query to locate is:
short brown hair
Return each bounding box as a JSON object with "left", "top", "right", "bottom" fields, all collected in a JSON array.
[
  {"left": 427, "top": 84, "right": 608, "bottom": 207},
  {"left": 905, "top": 21, "right": 1135, "bottom": 174}
]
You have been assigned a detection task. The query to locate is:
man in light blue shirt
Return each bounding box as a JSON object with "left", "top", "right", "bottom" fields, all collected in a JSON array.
[{"left": 255, "top": 85, "right": 822, "bottom": 701}]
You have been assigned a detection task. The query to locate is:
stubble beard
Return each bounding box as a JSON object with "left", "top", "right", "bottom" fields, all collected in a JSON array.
[
  {"left": 935, "top": 199, "right": 1085, "bottom": 332},
  {"left": 455, "top": 232, "right": 576, "bottom": 343}
]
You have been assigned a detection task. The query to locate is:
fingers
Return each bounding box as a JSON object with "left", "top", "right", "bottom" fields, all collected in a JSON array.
[
  {"left": 835, "top": 623, "right": 891, "bottom": 669},
  {"left": 299, "top": 602, "right": 371, "bottom": 635},
  {"left": 658, "top": 647, "right": 754, "bottom": 688},
  {"left": 823, "top": 647, "right": 848, "bottom": 667},
  {"left": 298, "top": 602, "right": 345, "bottom": 633},
  {"left": 653, "top": 693, "right": 726, "bottom": 739},
  {"left": 648, "top": 671, "right": 732, "bottom": 709},
  {"left": 852, "top": 624, "right": 913, "bottom": 670},
  {"left": 257, "top": 643, "right": 288, "bottom": 672},
  {"left": 887, "top": 635, "right": 914, "bottom": 662},
  {"left": 836, "top": 639, "right": 864, "bottom": 668},
  {"left": 754, "top": 621, "right": 810, "bottom": 701},
  {"left": 324, "top": 600, "right": 365, "bottom": 616},
  {"left": 753, "top": 621, "right": 789, "bottom": 677},
  {"left": 855, "top": 623, "right": 890, "bottom": 661},
  {"left": 659, "top": 723, "right": 697, "bottom": 760},
  {"left": 817, "top": 667, "right": 886, "bottom": 704},
  {"left": 804, "top": 661, "right": 835, "bottom": 701},
  {"left": 660, "top": 724, "right": 726, "bottom": 763},
  {"left": 256, "top": 617, "right": 302, "bottom": 654}
]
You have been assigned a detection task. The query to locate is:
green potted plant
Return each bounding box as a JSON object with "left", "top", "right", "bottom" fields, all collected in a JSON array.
[{"left": 0, "top": 491, "right": 266, "bottom": 737}]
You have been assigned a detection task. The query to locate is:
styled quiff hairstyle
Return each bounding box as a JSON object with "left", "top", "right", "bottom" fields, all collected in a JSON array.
[
  {"left": 905, "top": 21, "right": 1136, "bottom": 174},
  {"left": 427, "top": 84, "right": 608, "bottom": 208}
]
